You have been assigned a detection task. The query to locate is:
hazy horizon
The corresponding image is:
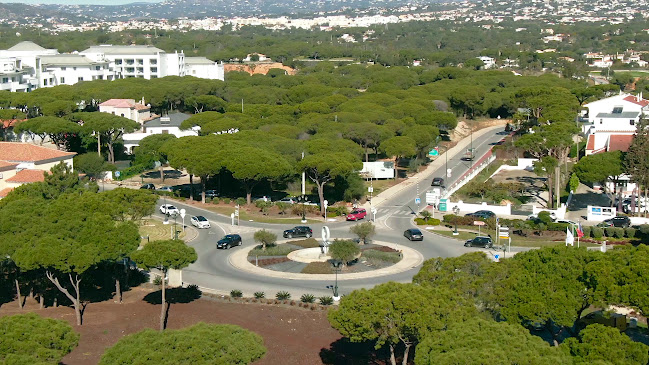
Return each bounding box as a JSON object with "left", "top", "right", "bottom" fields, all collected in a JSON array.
[{"left": 2, "top": 0, "right": 164, "bottom": 5}]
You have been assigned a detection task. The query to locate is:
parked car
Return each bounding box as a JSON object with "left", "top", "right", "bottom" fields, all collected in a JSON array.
[
  {"left": 283, "top": 226, "right": 313, "bottom": 239},
  {"left": 159, "top": 204, "right": 180, "bottom": 216},
  {"left": 254, "top": 196, "right": 272, "bottom": 202},
  {"left": 158, "top": 186, "right": 174, "bottom": 193},
  {"left": 431, "top": 177, "right": 445, "bottom": 187},
  {"left": 464, "top": 236, "right": 493, "bottom": 248},
  {"left": 597, "top": 216, "right": 631, "bottom": 228},
  {"left": 556, "top": 219, "right": 577, "bottom": 226},
  {"left": 140, "top": 183, "right": 156, "bottom": 190},
  {"left": 404, "top": 228, "right": 424, "bottom": 241},
  {"left": 346, "top": 208, "right": 367, "bottom": 221},
  {"left": 216, "top": 234, "right": 242, "bottom": 249},
  {"left": 278, "top": 197, "right": 297, "bottom": 204},
  {"left": 465, "top": 210, "right": 496, "bottom": 220},
  {"left": 190, "top": 215, "right": 211, "bottom": 229},
  {"left": 204, "top": 190, "right": 219, "bottom": 198}
]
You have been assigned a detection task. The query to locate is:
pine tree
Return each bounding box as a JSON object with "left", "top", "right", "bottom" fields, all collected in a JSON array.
[{"left": 625, "top": 118, "right": 649, "bottom": 216}]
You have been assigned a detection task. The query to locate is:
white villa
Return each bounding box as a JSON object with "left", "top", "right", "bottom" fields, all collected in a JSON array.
[
  {"left": 0, "top": 41, "right": 224, "bottom": 92},
  {"left": 122, "top": 112, "right": 199, "bottom": 153},
  {"left": 583, "top": 92, "right": 648, "bottom": 155}
]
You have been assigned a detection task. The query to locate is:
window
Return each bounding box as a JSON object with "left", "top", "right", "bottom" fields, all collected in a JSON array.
[
  {"left": 78, "top": 77, "right": 83, "bottom": 82},
  {"left": 612, "top": 106, "right": 623, "bottom": 113},
  {"left": 61, "top": 67, "right": 66, "bottom": 71},
  {"left": 98, "top": 75, "right": 103, "bottom": 80},
  {"left": 121, "top": 113, "right": 125, "bottom": 117},
  {"left": 137, "top": 67, "right": 144, "bottom": 73},
  {"left": 95, "top": 66, "right": 101, "bottom": 70},
  {"left": 137, "top": 59, "right": 144, "bottom": 65},
  {"left": 44, "top": 79, "right": 47, "bottom": 86},
  {"left": 115, "top": 59, "right": 123, "bottom": 65},
  {"left": 162, "top": 130, "right": 169, "bottom": 134},
  {"left": 60, "top": 77, "right": 65, "bottom": 84},
  {"left": 150, "top": 67, "right": 157, "bottom": 73},
  {"left": 150, "top": 59, "right": 157, "bottom": 65},
  {"left": 1, "top": 78, "right": 7, "bottom": 83},
  {"left": 630, "top": 120, "right": 635, "bottom": 125},
  {"left": 600, "top": 119, "right": 603, "bottom": 124},
  {"left": 126, "top": 59, "right": 134, "bottom": 65}
]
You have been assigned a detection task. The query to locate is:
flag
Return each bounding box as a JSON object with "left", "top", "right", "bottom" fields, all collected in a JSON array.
[
  {"left": 576, "top": 223, "right": 584, "bottom": 238},
  {"left": 565, "top": 227, "right": 574, "bottom": 246}
]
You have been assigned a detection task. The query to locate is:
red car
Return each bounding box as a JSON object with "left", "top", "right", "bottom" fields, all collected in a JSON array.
[{"left": 346, "top": 208, "right": 367, "bottom": 221}]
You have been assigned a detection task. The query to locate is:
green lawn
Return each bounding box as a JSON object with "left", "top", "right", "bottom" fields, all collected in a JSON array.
[
  {"left": 431, "top": 228, "right": 598, "bottom": 248},
  {"left": 204, "top": 205, "right": 322, "bottom": 224},
  {"left": 139, "top": 218, "right": 187, "bottom": 245}
]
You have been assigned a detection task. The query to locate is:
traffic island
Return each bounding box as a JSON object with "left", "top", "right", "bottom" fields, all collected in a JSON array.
[{"left": 228, "top": 239, "right": 424, "bottom": 281}]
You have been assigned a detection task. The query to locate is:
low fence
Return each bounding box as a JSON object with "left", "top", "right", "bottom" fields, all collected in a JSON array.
[{"left": 444, "top": 151, "right": 496, "bottom": 199}]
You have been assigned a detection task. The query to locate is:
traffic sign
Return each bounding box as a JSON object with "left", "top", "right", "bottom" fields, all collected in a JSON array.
[
  {"left": 371, "top": 207, "right": 377, "bottom": 215},
  {"left": 415, "top": 197, "right": 421, "bottom": 205},
  {"left": 474, "top": 221, "right": 486, "bottom": 226},
  {"left": 234, "top": 205, "right": 239, "bottom": 217},
  {"left": 428, "top": 148, "right": 439, "bottom": 157},
  {"left": 179, "top": 209, "right": 186, "bottom": 219},
  {"left": 115, "top": 171, "right": 121, "bottom": 177},
  {"left": 368, "top": 186, "right": 373, "bottom": 193},
  {"left": 446, "top": 168, "right": 452, "bottom": 177}
]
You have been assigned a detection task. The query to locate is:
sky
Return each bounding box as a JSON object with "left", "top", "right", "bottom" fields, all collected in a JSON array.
[{"left": 2, "top": 0, "right": 163, "bottom": 5}]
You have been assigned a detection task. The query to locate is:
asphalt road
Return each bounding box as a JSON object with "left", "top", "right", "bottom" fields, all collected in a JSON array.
[{"left": 148, "top": 127, "right": 510, "bottom": 298}]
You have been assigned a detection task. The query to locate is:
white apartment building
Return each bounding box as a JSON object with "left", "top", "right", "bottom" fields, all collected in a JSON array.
[
  {"left": 99, "top": 98, "right": 152, "bottom": 124},
  {"left": 0, "top": 41, "right": 225, "bottom": 92}
]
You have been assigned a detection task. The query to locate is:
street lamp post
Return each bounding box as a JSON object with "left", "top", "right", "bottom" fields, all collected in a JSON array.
[
  {"left": 298, "top": 195, "right": 307, "bottom": 223},
  {"left": 452, "top": 206, "right": 460, "bottom": 235},
  {"left": 332, "top": 261, "right": 342, "bottom": 300}
]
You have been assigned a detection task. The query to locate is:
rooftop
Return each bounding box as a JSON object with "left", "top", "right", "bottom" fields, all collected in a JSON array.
[
  {"left": 99, "top": 99, "right": 149, "bottom": 111},
  {"left": 607, "top": 134, "right": 635, "bottom": 153},
  {"left": 6, "top": 169, "right": 46, "bottom": 183},
  {"left": 623, "top": 95, "right": 649, "bottom": 107},
  {"left": 0, "top": 142, "right": 76, "bottom": 162},
  {"left": 595, "top": 111, "right": 640, "bottom": 119},
  {"left": 0, "top": 187, "right": 14, "bottom": 198},
  {"left": 185, "top": 57, "right": 216, "bottom": 65},
  {"left": 41, "top": 54, "right": 106, "bottom": 67},
  {"left": 82, "top": 45, "right": 165, "bottom": 55},
  {"left": 144, "top": 112, "right": 192, "bottom": 128},
  {"left": 7, "top": 41, "right": 48, "bottom": 52}
]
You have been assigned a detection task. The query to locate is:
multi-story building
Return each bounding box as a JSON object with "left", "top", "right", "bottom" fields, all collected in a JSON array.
[{"left": 0, "top": 41, "right": 224, "bottom": 92}]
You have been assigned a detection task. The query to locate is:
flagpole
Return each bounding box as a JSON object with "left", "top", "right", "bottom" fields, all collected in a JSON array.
[{"left": 576, "top": 222, "right": 580, "bottom": 248}]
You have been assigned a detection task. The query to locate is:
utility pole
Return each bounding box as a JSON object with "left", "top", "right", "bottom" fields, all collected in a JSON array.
[
  {"left": 301, "top": 151, "right": 306, "bottom": 196},
  {"left": 241, "top": 99, "right": 244, "bottom": 113}
]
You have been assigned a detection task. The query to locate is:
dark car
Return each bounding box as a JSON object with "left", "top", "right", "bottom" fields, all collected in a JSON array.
[
  {"left": 464, "top": 236, "right": 493, "bottom": 248},
  {"left": 204, "top": 190, "right": 219, "bottom": 198},
  {"left": 404, "top": 228, "right": 424, "bottom": 241},
  {"left": 597, "top": 216, "right": 631, "bottom": 228},
  {"left": 431, "top": 177, "right": 445, "bottom": 187},
  {"left": 140, "top": 183, "right": 156, "bottom": 190},
  {"left": 283, "top": 226, "right": 313, "bottom": 239},
  {"left": 216, "top": 234, "right": 242, "bottom": 249},
  {"left": 465, "top": 210, "right": 496, "bottom": 220}
]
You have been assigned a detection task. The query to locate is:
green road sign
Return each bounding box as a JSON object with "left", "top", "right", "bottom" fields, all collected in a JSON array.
[{"left": 429, "top": 148, "right": 439, "bottom": 156}]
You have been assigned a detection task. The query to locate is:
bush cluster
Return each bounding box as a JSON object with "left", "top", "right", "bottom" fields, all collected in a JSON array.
[
  {"left": 415, "top": 217, "right": 441, "bottom": 226},
  {"left": 326, "top": 206, "right": 350, "bottom": 217}
]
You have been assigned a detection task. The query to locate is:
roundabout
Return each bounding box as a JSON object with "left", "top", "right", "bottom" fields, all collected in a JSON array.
[{"left": 228, "top": 240, "right": 424, "bottom": 281}]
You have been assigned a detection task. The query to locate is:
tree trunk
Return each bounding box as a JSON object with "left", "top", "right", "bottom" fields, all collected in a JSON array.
[
  {"left": 160, "top": 271, "right": 167, "bottom": 331},
  {"left": 160, "top": 163, "right": 165, "bottom": 183},
  {"left": 15, "top": 279, "right": 22, "bottom": 309},
  {"left": 188, "top": 174, "right": 194, "bottom": 201},
  {"left": 201, "top": 175, "right": 206, "bottom": 204},
  {"left": 317, "top": 181, "right": 326, "bottom": 216},
  {"left": 107, "top": 142, "right": 115, "bottom": 164},
  {"left": 39, "top": 294, "right": 44, "bottom": 309},
  {"left": 401, "top": 344, "right": 412, "bottom": 365},
  {"left": 389, "top": 343, "right": 397, "bottom": 365},
  {"left": 46, "top": 271, "right": 83, "bottom": 325},
  {"left": 547, "top": 174, "right": 554, "bottom": 209},
  {"left": 115, "top": 278, "right": 122, "bottom": 304},
  {"left": 555, "top": 165, "right": 561, "bottom": 209}
]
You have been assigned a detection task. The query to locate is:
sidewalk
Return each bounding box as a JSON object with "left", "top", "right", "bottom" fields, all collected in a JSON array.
[{"left": 363, "top": 125, "right": 504, "bottom": 210}]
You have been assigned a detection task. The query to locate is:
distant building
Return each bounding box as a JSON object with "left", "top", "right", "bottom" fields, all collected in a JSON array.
[
  {"left": 477, "top": 56, "right": 496, "bottom": 69},
  {"left": 0, "top": 41, "right": 225, "bottom": 93},
  {"left": 122, "top": 112, "right": 198, "bottom": 153},
  {"left": 99, "top": 98, "right": 152, "bottom": 125}
]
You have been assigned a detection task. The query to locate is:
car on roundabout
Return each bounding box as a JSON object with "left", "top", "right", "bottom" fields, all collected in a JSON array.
[
  {"left": 464, "top": 236, "right": 493, "bottom": 248},
  {"left": 404, "top": 228, "right": 424, "bottom": 241},
  {"left": 159, "top": 204, "right": 180, "bottom": 216},
  {"left": 283, "top": 226, "right": 313, "bottom": 239},
  {"left": 216, "top": 234, "right": 242, "bottom": 249},
  {"left": 190, "top": 215, "right": 210, "bottom": 229},
  {"left": 465, "top": 210, "right": 496, "bottom": 220}
]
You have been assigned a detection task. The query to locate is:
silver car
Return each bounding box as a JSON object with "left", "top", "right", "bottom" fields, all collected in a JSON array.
[{"left": 190, "top": 215, "right": 210, "bottom": 229}]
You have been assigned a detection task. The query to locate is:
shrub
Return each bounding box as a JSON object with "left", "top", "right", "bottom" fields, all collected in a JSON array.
[
  {"left": 537, "top": 223, "right": 546, "bottom": 231},
  {"left": 537, "top": 211, "right": 553, "bottom": 224},
  {"left": 319, "top": 296, "right": 334, "bottom": 305},
  {"left": 254, "top": 291, "right": 265, "bottom": 299},
  {"left": 591, "top": 227, "right": 604, "bottom": 239},
  {"left": 230, "top": 289, "right": 243, "bottom": 298},
  {"left": 605, "top": 227, "right": 616, "bottom": 237},
  {"left": 613, "top": 227, "right": 625, "bottom": 239},
  {"left": 211, "top": 197, "right": 220, "bottom": 204},
  {"left": 428, "top": 218, "right": 441, "bottom": 226},
  {"left": 547, "top": 223, "right": 570, "bottom": 232},
  {"left": 329, "top": 239, "right": 360, "bottom": 265},
  {"left": 581, "top": 226, "right": 591, "bottom": 237},
  {"left": 420, "top": 210, "right": 432, "bottom": 220},
  {"left": 300, "top": 294, "right": 315, "bottom": 303},
  {"left": 414, "top": 218, "right": 427, "bottom": 225},
  {"left": 249, "top": 245, "right": 294, "bottom": 257},
  {"left": 350, "top": 221, "right": 375, "bottom": 244},
  {"left": 276, "top": 291, "right": 291, "bottom": 300},
  {"left": 235, "top": 197, "right": 246, "bottom": 206},
  {"left": 362, "top": 249, "right": 401, "bottom": 264},
  {"left": 625, "top": 227, "right": 636, "bottom": 239},
  {"left": 326, "top": 206, "right": 349, "bottom": 217},
  {"left": 442, "top": 214, "right": 474, "bottom": 226},
  {"left": 222, "top": 198, "right": 231, "bottom": 204},
  {"left": 638, "top": 224, "right": 649, "bottom": 236}
]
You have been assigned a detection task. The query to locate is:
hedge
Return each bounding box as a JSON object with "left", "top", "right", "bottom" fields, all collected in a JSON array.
[
  {"left": 591, "top": 227, "right": 604, "bottom": 239},
  {"left": 625, "top": 227, "right": 636, "bottom": 239},
  {"left": 415, "top": 218, "right": 441, "bottom": 226}
]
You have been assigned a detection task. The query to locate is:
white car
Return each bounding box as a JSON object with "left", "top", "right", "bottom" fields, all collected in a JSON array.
[
  {"left": 159, "top": 204, "right": 180, "bottom": 216},
  {"left": 527, "top": 211, "right": 557, "bottom": 221},
  {"left": 190, "top": 215, "right": 210, "bottom": 229},
  {"left": 158, "top": 186, "right": 174, "bottom": 192},
  {"left": 278, "top": 197, "right": 297, "bottom": 204}
]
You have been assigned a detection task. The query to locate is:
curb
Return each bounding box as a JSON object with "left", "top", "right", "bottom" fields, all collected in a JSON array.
[{"left": 228, "top": 240, "right": 424, "bottom": 281}]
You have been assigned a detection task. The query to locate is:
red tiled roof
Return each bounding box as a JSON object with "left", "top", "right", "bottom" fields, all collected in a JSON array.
[
  {"left": 0, "top": 142, "right": 75, "bottom": 162},
  {"left": 0, "top": 187, "right": 14, "bottom": 197},
  {"left": 623, "top": 95, "right": 649, "bottom": 107},
  {"left": 0, "top": 160, "right": 18, "bottom": 171},
  {"left": 99, "top": 99, "right": 149, "bottom": 110},
  {"left": 1, "top": 119, "right": 24, "bottom": 128},
  {"left": 607, "top": 134, "right": 635, "bottom": 153},
  {"left": 6, "top": 169, "right": 46, "bottom": 183},
  {"left": 586, "top": 134, "right": 595, "bottom": 151}
]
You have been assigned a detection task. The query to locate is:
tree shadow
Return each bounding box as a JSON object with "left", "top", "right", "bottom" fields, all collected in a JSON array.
[
  {"left": 319, "top": 338, "right": 391, "bottom": 365},
  {"left": 142, "top": 285, "right": 202, "bottom": 305}
]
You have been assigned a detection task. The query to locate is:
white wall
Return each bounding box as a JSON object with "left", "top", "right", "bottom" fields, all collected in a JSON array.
[
  {"left": 361, "top": 161, "right": 394, "bottom": 179},
  {"left": 586, "top": 205, "right": 616, "bottom": 222},
  {"left": 445, "top": 200, "right": 512, "bottom": 216}
]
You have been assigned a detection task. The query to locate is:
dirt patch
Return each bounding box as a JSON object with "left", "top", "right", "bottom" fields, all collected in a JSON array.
[
  {"left": 250, "top": 257, "right": 292, "bottom": 267},
  {"left": 0, "top": 287, "right": 348, "bottom": 365}
]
